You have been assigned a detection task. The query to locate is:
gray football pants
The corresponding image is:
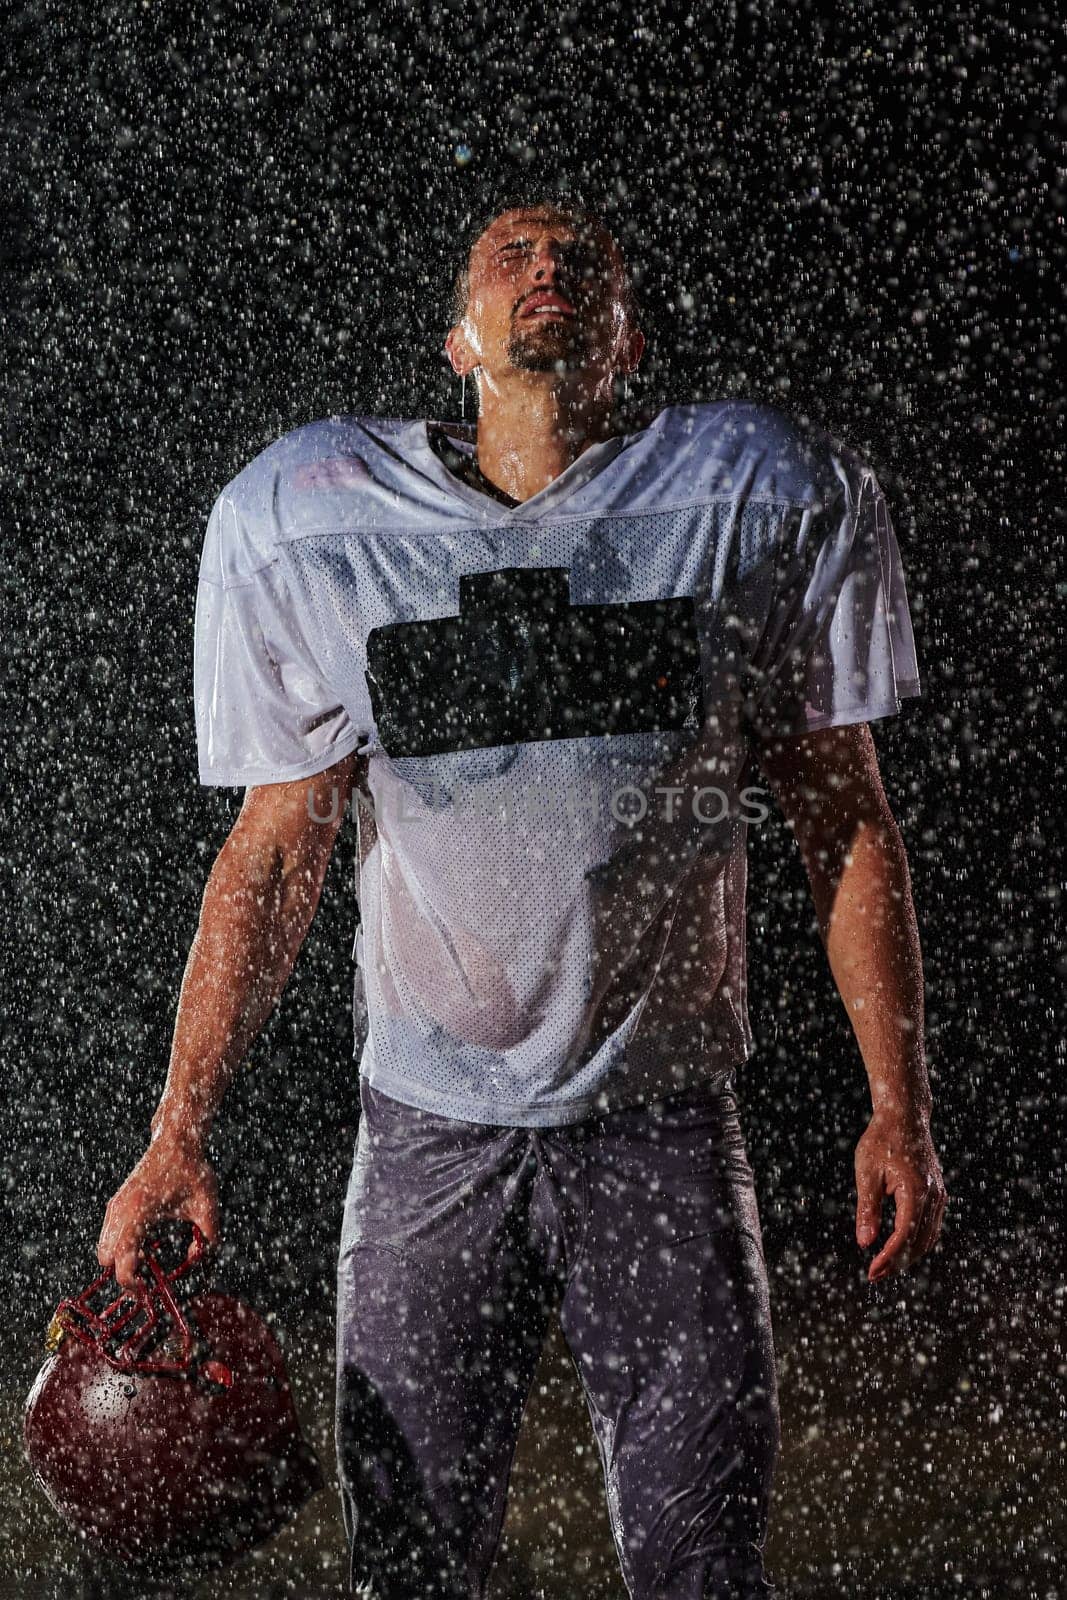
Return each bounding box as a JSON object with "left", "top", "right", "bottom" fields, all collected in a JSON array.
[{"left": 335, "top": 1073, "right": 780, "bottom": 1599}]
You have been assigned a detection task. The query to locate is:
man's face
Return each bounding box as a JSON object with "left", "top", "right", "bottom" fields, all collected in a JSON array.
[{"left": 455, "top": 208, "right": 636, "bottom": 380}]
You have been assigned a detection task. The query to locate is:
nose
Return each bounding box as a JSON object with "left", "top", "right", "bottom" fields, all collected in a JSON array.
[{"left": 531, "top": 237, "right": 567, "bottom": 282}]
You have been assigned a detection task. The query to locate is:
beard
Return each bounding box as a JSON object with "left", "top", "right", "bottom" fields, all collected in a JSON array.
[{"left": 506, "top": 318, "right": 589, "bottom": 373}]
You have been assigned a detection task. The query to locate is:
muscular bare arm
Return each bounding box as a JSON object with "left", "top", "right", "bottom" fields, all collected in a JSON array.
[
  {"left": 97, "top": 752, "right": 359, "bottom": 1289},
  {"left": 755, "top": 722, "right": 948, "bottom": 1283}
]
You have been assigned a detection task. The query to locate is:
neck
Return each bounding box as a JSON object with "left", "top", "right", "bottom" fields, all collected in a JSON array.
[{"left": 472, "top": 368, "right": 622, "bottom": 503}]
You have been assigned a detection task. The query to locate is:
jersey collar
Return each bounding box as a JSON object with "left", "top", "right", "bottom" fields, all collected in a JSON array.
[{"left": 412, "top": 418, "right": 636, "bottom": 521}]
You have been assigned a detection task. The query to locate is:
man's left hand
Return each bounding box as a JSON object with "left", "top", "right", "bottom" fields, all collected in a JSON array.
[{"left": 854, "top": 1109, "right": 948, "bottom": 1283}]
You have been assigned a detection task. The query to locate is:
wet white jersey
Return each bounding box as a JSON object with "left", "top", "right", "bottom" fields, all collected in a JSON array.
[{"left": 193, "top": 401, "right": 920, "bottom": 1126}]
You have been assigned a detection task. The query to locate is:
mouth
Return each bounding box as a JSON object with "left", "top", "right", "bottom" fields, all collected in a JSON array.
[{"left": 518, "top": 292, "right": 577, "bottom": 320}]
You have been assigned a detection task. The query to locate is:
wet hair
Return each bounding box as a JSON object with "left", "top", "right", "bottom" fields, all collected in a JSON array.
[{"left": 449, "top": 194, "right": 641, "bottom": 330}]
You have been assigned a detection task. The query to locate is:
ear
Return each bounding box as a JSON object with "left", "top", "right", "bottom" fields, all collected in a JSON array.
[
  {"left": 444, "top": 325, "right": 478, "bottom": 378},
  {"left": 620, "top": 326, "right": 646, "bottom": 376}
]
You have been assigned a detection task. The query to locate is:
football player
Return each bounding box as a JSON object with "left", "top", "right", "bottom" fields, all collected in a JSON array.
[{"left": 98, "top": 198, "right": 947, "bottom": 1598}]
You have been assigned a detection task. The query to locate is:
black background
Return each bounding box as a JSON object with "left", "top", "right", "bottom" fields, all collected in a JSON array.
[{"left": 2, "top": 1, "right": 1062, "bottom": 1594}]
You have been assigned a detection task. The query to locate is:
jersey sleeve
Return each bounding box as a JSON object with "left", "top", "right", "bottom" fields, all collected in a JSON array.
[
  {"left": 193, "top": 492, "right": 366, "bottom": 786},
  {"left": 746, "top": 453, "right": 921, "bottom": 737}
]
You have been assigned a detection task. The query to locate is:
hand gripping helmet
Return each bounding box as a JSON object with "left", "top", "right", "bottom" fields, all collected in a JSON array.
[{"left": 23, "top": 1225, "right": 323, "bottom": 1578}]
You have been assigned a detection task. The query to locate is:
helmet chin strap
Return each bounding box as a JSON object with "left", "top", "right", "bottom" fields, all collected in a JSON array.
[{"left": 461, "top": 368, "right": 480, "bottom": 421}]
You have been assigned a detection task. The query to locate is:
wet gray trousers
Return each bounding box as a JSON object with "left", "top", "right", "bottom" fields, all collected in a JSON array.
[{"left": 335, "top": 1073, "right": 781, "bottom": 1599}]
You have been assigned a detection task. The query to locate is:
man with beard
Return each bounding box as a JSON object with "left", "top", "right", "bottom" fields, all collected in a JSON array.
[{"left": 98, "top": 197, "right": 947, "bottom": 1598}]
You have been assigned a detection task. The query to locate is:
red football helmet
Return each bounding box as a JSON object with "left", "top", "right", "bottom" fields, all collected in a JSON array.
[{"left": 23, "top": 1225, "right": 324, "bottom": 1577}]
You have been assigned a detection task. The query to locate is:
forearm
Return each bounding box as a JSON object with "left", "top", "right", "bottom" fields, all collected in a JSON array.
[
  {"left": 150, "top": 831, "right": 327, "bottom": 1151},
  {"left": 804, "top": 815, "right": 932, "bottom": 1123}
]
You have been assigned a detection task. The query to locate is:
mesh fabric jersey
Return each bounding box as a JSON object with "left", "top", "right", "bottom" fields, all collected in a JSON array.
[{"left": 193, "top": 401, "right": 920, "bottom": 1127}]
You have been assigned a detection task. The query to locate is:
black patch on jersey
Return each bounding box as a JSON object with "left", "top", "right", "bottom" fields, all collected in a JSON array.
[{"left": 366, "top": 566, "right": 705, "bottom": 757}]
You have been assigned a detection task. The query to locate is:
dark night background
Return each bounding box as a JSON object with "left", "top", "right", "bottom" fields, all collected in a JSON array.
[{"left": 2, "top": 3, "right": 1063, "bottom": 1596}]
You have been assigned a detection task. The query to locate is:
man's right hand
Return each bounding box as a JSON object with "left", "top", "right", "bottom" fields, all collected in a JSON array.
[
  {"left": 97, "top": 1134, "right": 220, "bottom": 1294},
  {"left": 93, "top": 754, "right": 358, "bottom": 1298}
]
